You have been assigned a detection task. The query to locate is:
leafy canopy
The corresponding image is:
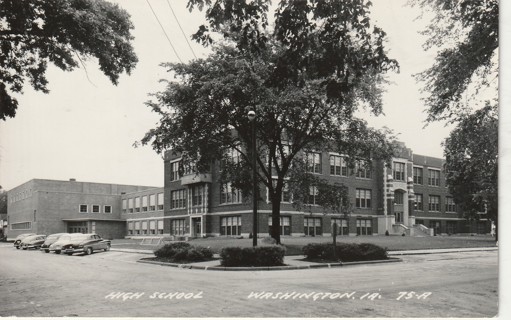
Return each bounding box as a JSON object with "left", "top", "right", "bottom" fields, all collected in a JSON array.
[{"left": 0, "top": 0, "right": 138, "bottom": 120}]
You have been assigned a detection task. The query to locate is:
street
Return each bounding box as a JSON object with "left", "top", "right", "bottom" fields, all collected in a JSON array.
[{"left": 0, "top": 244, "right": 498, "bottom": 317}]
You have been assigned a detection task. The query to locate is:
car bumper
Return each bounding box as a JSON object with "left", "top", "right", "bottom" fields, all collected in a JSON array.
[{"left": 62, "top": 248, "right": 86, "bottom": 254}]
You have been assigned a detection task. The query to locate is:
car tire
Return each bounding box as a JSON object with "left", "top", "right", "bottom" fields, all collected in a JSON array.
[
  {"left": 55, "top": 250, "right": 61, "bottom": 254},
  {"left": 67, "top": 253, "right": 73, "bottom": 256},
  {"left": 22, "top": 247, "right": 27, "bottom": 250},
  {"left": 16, "top": 246, "right": 20, "bottom": 250},
  {"left": 85, "top": 247, "right": 93, "bottom": 255},
  {"left": 44, "top": 249, "right": 50, "bottom": 253},
  {"left": 104, "top": 244, "right": 111, "bottom": 252}
]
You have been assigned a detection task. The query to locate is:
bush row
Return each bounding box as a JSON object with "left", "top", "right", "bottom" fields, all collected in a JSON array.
[
  {"left": 302, "top": 243, "right": 388, "bottom": 262},
  {"left": 220, "top": 245, "right": 286, "bottom": 267},
  {"left": 154, "top": 242, "right": 213, "bottom": 263}
]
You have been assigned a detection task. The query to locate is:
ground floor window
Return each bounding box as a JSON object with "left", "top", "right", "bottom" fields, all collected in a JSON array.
[
  {"left": 10, "top": 222, "right": 32, "bottom": 230},
  {"left": 304, "top": 217, "right": 322, "bottom": 236},
  {"left": 157, "top": 220, "right": 164, "bottom": 235},
  {"left": 149, "top": 220, "right": 156, "bottom": 235},
  {"left": 446, "top": 221, "right": 456, "bottom": 234},
  {"left": 429, "top": 220, "right": 441, "bottom": 235},
  {"left": 221, "top": 216, "right": 241, "bottom": 236},
  {"left": 268, "top": 216, "right": 291, "bottom": 235},
  {"left": 331, "top": 218, "right": 349, "bottom": 235},
  {"left": 356, "top": 219, "right": 372, "bottom": 235},
  {"left": 128, "top": 221, "right": 134, "bottom": 235},
  {"left": 171, "top": 219, "right": 186, "bottom": 235},
  {"left": 415, "top": 219, "right": 424, "bottom": 225}
]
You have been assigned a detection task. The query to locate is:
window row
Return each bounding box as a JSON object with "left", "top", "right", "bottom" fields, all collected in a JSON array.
[
  {"left": 412, "top": 166, "right": 441, "bottom": 186},
  {"left": 79, "top": 204, "right": 112, "bottom": 214},
  {"left": 413, "top": 194, "right": 457, "bottom": 212},
  {"left": 10, "top": 222, "right": 32, "bottom": 230},
  {"left": 127, "top": 219, "right": 164, "bottom": 235},
  {"left": 123, "top": 193, "right": 164, "bottom": 213}
]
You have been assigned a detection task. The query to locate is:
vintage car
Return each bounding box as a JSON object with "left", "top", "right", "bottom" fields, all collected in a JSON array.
[
  {"left": 13, "top": 233, "right": 36, "bottom": 249},
  {"left": 49, "top": 234, "right": 79, "bottom": 254},
  {"left": 60, "top": 233, "right": 111, "bottom": 255},
  {"left": 20, "top": 235, "right": 47, "bottom": 250},
  {"left": 40, "top": 233, "right": 69, "bottom": 253}
]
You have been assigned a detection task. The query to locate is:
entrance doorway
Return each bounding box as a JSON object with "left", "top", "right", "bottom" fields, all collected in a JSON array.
[
  {"left": 191, "top": 218, "right": 202, "bottom": 237},
  {"left": 68, "top": 221, "right": 88, "bottom": 233}
]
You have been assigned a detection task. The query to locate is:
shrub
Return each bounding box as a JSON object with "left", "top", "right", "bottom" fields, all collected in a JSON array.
[
  {"left": 302, "top": 243, "right": 388, "bottom": 262},
  {"left": 220, "top": 245, "right": 286, "bottom": 267},
  {"left": 153, "top": 242, "right": 213, "bottom": 263}
]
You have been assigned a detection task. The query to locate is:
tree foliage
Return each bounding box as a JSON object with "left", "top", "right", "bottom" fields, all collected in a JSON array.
[
  {"left": 410, "top": 0, "right": 498, "bottom": 122},
  {"left": 0, "top": 0, "right": 138, "bottom": 120},
  {"left": 143, "top": 0, "right": 398, "bottom": 244},
  {"left": 443, "top": 104, "right": 497, "bottom": 232}
]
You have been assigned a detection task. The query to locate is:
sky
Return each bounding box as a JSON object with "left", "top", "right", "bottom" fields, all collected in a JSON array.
[{"left": 0, "top": 0, "right": 501, "bottom": 191}]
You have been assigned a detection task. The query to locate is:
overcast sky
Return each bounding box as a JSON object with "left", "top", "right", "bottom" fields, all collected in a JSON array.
[{"left": 0, "top": 0, "right": 503, "bottom": 191}]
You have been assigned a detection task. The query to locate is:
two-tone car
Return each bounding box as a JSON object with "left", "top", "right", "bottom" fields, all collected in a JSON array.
[
  {"left": 48, "top": 234, "right": 78, "bottom": 254},
  {"left": 40, "top": 233, "right": 69, "bottom": 253},
  {"left": 13, "top": 233, "right": 36, "bottom": 249},
  {"left": 60, "top": 233, "right": 111, "bottom": 255},
  {"left": 20, "top": 235, "right": 47, "bottom": 250}
]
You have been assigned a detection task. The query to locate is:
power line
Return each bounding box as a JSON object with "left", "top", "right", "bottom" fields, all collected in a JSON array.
[
  {"left": 145, "top": 0, "right": 183, "bottom": 63},
  {"left": 166, "top": 0, "right": 198, "bottom": 59}
]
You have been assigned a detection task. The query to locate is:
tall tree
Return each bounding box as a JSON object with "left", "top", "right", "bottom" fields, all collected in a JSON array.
[
  {"left": 443, "top": 104, "right": 498, "bottom": 239},
  {"left": 410, "top": 0, "right": 498, "bottom": 123},
  {"left": 142, "top": 0, "right": 398, "bottom": 244},
  {"left": 0, "top": 0, "right": 138, "bottom": 120}
]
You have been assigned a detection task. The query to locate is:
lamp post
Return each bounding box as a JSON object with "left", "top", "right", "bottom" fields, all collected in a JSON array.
[{"left": 248, "top": 110, "right": 258, "bottom": 247}]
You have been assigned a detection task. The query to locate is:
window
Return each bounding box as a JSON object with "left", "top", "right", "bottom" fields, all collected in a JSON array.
[
  {"left": 142, "top": 196, "right": 148, "bottom": 212},
  {"left": 149, "top": 194, "right": 156, "bottom": 211},
  {"left": 414, "top": 194, "right": 423, "bottom": 211},
  {"left": 304, "top": 186, "right": 319, "bottom": 205},
  {"left": 149, "top": 220, "right": 156, "bottom": 235},
  {"left": 269, "top": 216, "right": 291, "bottom": 235},
  {"left": 134, "top": 221, "right": 141, "bottom": 234},
  {"left": 128, "top": 221, "right": 134, "bottom": 235},
  {"left": 128, "top": 198, "right": 134, "bottom": 213},
  {"left": 191, "top": 185, "right": 204, "bottom": 206},
  {"left": 170, "top": 160, "right": 181, "bottom": 181},
  {"left": 330, "top": 155, "right": 348, "bottom": 176},
  {"left": 11, "top": 222, "right": 31, "bottom": 230},
  {"left": 446, "top": 221, "right": 456, "bottom": 234},
  {"left": 331, "top": 218, "right": 349, "bottom": 235},
  {"left": 394, "top": 192, "right": 404, "bottom": 205},
  {"left": 428, "top": 195, "right": 440, "bottom": 211},
  {"left": 104, "top": 205, "right": 112, "bottom": 214},
  {"left": 306, "top": 152, "right": 322, "bottom": 174},
  {"left": 171, "top": 219, "right": 186, "bottom": 235},
  {"left": 79, "top": 205, "right": 88, "bottom": 213},
  {"left": 157, "top": 220, "right": 164, "bottom": 235},
  {"left": 141, "top": 221, "right": 148, "bottom": 235},
  {"left": 393, "top": 162, "right": 406, "bottom": 181},
  {"left": 356, "top": 159, "right": 372, "bottom": 179},
  {"left": 220, "top": 182, "right": 242, "bottom": 204},
  {"left": 428, "top": 169, "right": 440, "bottom": 186},
  {"left": 135, "top": 197, "right": 140, "bottom": 212},
  {"left": 220, "top": 216, "right": 242, "bottom": 236},
  {"left": 355, "top": 189, "right": 372, "bottom": 208},
  {"left": 170, "top": 189, "right": 187, "bottom": 209},
  {"left": 271, "top": 179, "right": 291, "bottom": 203},
  {"left": 157, "top": 193, "right": 164, "bottom": 210},
  {"left": 356, "top": 219, "right": 372, "bottom": 235},
  {"left": 221, "top": 147, "right": 241, "bottom": 168},
  {"left": 122, "top": 199, "right": 127, "bottom": 213},
  {"left": 304, "top": 217, "right": 322, "bottom": 236},
  {"left": 413, "top": 167, "right": 423, "bottom": 184},
  {"left": 92, "top": 205, "right": 100, "bottom": 213},
  {"left": 445, "top": 197, "right": 456, "bottom": 212}
]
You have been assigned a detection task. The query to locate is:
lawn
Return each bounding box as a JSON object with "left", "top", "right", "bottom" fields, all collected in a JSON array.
[{"left": 111, "top": 234, "right": 497, "bottom": 255}]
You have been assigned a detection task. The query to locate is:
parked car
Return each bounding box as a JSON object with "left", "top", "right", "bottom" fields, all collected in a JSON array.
[
  {"left": 20, "top": 235, "right": 47, "bottom": 250},
  {"left": 49, "top": 234, "right": 80, "bottom": 254},
  {"left": 13, "top": 233, "right": 36, "bottom": 249},
  {"left": 40, "top": 233, "right": 69, "bottom": 253},
  {"left": 61, "top": 233, "right": 111, "bottom": 255}
]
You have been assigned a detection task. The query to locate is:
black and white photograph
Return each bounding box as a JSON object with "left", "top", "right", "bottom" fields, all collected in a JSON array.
[{"left": 0, "top": 0, "right": 505, "bottom": 318}]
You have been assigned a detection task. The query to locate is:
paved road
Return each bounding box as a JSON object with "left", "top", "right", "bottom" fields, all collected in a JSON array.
[{"left": 0, "top": 244, "right": 498, "bottom": 317}]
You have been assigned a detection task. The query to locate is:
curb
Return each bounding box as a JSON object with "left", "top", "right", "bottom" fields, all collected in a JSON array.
[
  {"left": 136, "top": 257, "right": 402, "bottom": 271},
  {"left": 388, "top": 247, "right": 498, "bottom": 256}
]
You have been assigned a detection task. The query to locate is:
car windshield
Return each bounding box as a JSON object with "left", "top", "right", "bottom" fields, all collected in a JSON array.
[
  {"left": 58, "top": 235, "right": 72, "bottom": 242},
  {"left": 71, "top": 234, "right": 90, "bottom": 241},
  {"left": 23, "top": 236, "right": 38, "bottom": 241}
]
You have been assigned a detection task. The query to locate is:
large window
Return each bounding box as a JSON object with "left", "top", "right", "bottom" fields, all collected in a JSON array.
[
  {"left": 306, "top": 152, "right": 322, "bottom": 174},
  {"left": 11, "top": 222, "right": 31, "bottom": 230},
  {"left": 304, "top": 186, "right": 319, "bottom": 205},
  {"left": 356, "top": 159, "right": 371, "bottom": 179},
  {"left": 413, "top": 167, "right": 423, "bottom": 184},
  {"left": 428, "top": 169, "right": 440, "bottom": 186},
  {"left": 157, "top": 193, "right": 164, "bottom": 210},
  {"left": 330, "top": 155, "right": 348, "bottom": 176},
  {"left": 268, "top": 216, "right": 291, "bottom": 235},
  {"left": 221, "top": 147, "right": 241, "bottom": 168},
  {"left": 128, "top": 198, "right": 134, "bottom": 213},
  {"left": 271, "top": 179, "right": 291, "bottom": 203},
  {"left": 356, "top": 219, "right": 372, "bottom": 235},
  {"left": 128, "top": 221, "right": 134, "bottom": 235},
  {"left": 142, "top": 196, "right": 148, "bottom": 212},
  {"left": 191, "top": 185, "right": 204, "bottom": 206},
  {"left": 393, "top": 162, "right": 406, "bottom": 181},
  {"left": 394, "top": 192, "right": 404, "bottom": 205},
  {"left": 135, "top": 197, "right": 140, "bottom": 212},
  {"left": 149, "top": 194, "right": 156, "bottom": 211},
  {"left": 220, "top": 216, "right": 241, "bottom": 236},
  {"left": 446, "top": 221, "right": 456, "bottom": 234},
  {"left": 157, "top": 220, "right": 164, "bottom": 235},
  {"left": 171, "top": 219, "right": 186, "bottom": 235},
  {"left": 414, "top": 193, "right": 423, "bottom": 211},
  {"left": 445, "top": 197, "right": 456, "bottom": 212},
  {"left": 428, "top": 195, "right": 441, "bottom": 212},
  {"left": 355, "top": 189, "right": 372, "bottom": 208},
  {"left": 304, "top": 217, "right": 322, "bottom": 236},
  {"left": 122, "top": 199, "right": 127, "bottom": 213},
  {"left": 331, "top": 218, "right": 349, "bottom": 235},
  {"left": 170, "top": 160, "right": 181, "bottom": 181},
  {"left": 220, "top": 182, "right": 242, "bottom": 204},
  {"left": 170, "top": 189, "right": 187, "bottom": 209}
]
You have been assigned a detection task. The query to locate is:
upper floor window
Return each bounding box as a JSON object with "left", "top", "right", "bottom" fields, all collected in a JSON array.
[
  {"left": 428, "top": 169, "right": 441, "bottom": 186},
  {"left": 142, "top": 196, "right": 148, "bottom": 212},
  {"left": 92, "top": 205, "right": 100, "bottom": 213},
  {"left": 122, "top": 199, "right": 127, "bottom": 213},
  {"left": 171, "top": 189, "right": 187, "bottom": 209},
  {"left": 356, "top": 159, "right": 372, "bottom": 179},
  {"left": 149, "top": 194, "right": 156, "bottom": 211},
  {"left": 79, "top": 204, "right": 88, "bottom": 213},
  {"left": 135, "top": 197, "right": 140, "bottom": 212},
  {"left": 128, "top": 198, "right": 134, "bottom": 213},
  {"left": 428, "top": 195, "right": 440, "bottom": 211},
  {"left": 104, "top": 205, "right": 112, "bottom": 214},
  {"left": 303, "top": 186, "right": 319, "bottom": 205},
  {"left": 329, "top": 155, "right": 347, "bottom": 176},
  {"left": 355, "top": 189, "right": 372, "bottom": 208},
  {"left": 157, "top": 193, "right": 164, "bottom": 210},
  {"left": 394, "top": 192, "right": 404, "bottom": 205},
  {"left": 221, "top": 147, "right": 242, "bottom": 168},
  {"left": 170, "top": 160, "right": 181, "bottom": 181},
  {"left": 220, "top": 182, "right": 242, "bottom": 204},
  {"left": 414, "top": 193, "right": 423, "bottom": 211},
  {"left": 413, "top": 167, "right": 423, "bottom": 184},
  {"left": 191, "top": 185, "right": 204, "bottom": 206},
  {"left": 393, "top": 162, "right": 406, "bottom": 181},
  {"left": 305, "top": 152, "right": 322, "bottom": 174},
  {"left": 445, "top": 197, "right": 456, "bottom": 212}
]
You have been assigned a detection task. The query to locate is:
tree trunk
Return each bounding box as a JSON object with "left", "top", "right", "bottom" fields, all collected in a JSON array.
[{"left": 270, "top": 194, "right": 282, "bottom": 245}]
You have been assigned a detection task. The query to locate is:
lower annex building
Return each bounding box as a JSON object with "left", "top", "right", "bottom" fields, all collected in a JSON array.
[{"left": 6, "top": 143, "right": 491, "bottom": 240}]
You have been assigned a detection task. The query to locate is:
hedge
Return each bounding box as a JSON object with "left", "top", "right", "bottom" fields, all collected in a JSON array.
[
  {"left": 302, "top": 242, "right": 388, "bottom": 262},
  {"left": 220, "top": 245, "right": 286, "bottom": 267},
  {"left": 154, "top": 242, "right": 213, "bottom": 263}
]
